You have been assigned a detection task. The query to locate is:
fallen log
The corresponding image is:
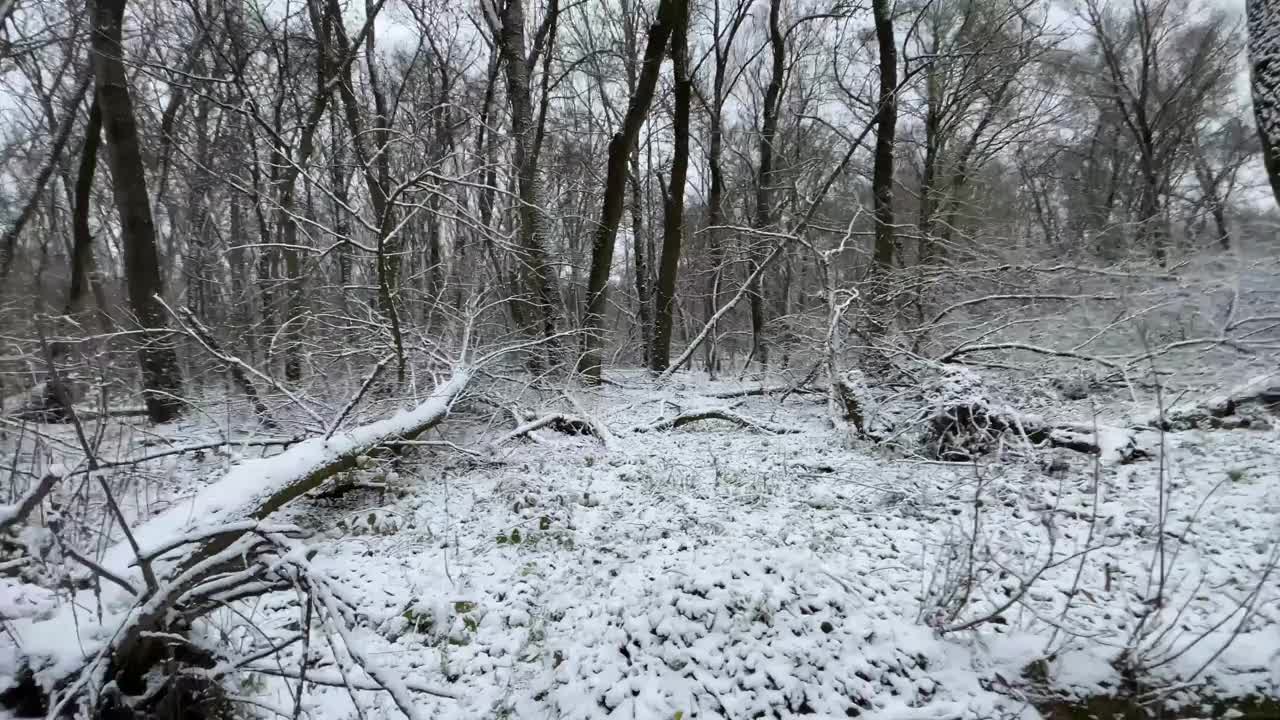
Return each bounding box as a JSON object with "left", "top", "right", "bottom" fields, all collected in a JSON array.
[
  {"left": 633, "top": 407, "right": 799, "bottom": 434},
  {"left": 1136, "top": 372, "right": 1279, "bottom": 430},
  {"left": 4, "top": 366, "right": 474, "bottom": 715}
]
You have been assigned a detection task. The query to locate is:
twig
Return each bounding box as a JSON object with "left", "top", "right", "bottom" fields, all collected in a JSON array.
[
  {"left": 326, "top": 354, "right": 393, "bottom": 439},
  {"left": 62, "top": 546, "right": 138, "bottom": 596},
  {"left": 159, "top": 297, "right": 323, "bottom": 428}
]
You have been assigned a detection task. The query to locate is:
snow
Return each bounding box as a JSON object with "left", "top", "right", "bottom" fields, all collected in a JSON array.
[
  {"left": 2, "top": 369, "right": 1278, "bottom": 718},
  {"left": 1, "top": 369, "right": 471, "bottom": 687}
]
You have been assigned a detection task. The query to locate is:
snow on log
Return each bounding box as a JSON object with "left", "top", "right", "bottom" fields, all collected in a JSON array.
[
  {"left": 632, "top": 407, "right": 799, "bottom": 434},
  {"left": 1136, "top": 371, "right": 1280, "bottom": 430},
  {"left": 5, "top": 367, "right": 473, "bottom": 698},
  {"left": 495, "top": 413, "right": 599, "bottom": 445}
]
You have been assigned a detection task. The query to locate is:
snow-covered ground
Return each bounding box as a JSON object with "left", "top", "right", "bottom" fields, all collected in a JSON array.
[{"left": 2, "top": 369, "right": 1278, "bottom": 719}]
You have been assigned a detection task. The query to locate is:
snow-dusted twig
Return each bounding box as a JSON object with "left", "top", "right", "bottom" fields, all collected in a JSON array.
[
  {"left": 136, "top": 521, "right": 307, "bottom": 564},
  {"left": 177, "top": 305, "right": 277, "bottom": 427},
  {"left": 704, "top": 384, "right": 791, "bottom": 399},
  {"left": 160, "top": 297, "right": 323, "bottom": 428},
  {"left": 309, "top": 571, "right": 458, "bottom": 709},
  {"left": 325, "top": 353, "right": 393, "bottom": 439},
  {"left": 61, "top": 546, "right": 138, "bottom": 596},
  {"left": 242, "top": 665, "right": 459, "bottom": 700},
  {"left": 927, "top": 293, "right": 1120, "bottom": 327}
]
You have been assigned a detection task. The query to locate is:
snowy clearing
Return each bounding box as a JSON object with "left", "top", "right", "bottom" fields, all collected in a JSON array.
[{"left": 5, "top": 368, "right": 1276, "bottom": 719}]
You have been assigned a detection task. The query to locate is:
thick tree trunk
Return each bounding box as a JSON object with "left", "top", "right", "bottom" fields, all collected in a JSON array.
[
  {"left": 578, "top": 0, "right": 679, "bottom": 382},
  {"left": 630, "top": 156, "right": 654, "bottom": 367},
  {"left": 871, "top": 0, "right": 897, "bottom": 271},
  {"left": 66, "top": 95, "right": 110, "bottom": 326},
  {"left": 651, "top": 0, "right": 691, "bottom": 372},
  {"left": 91, "top": 0, "right": 184, "bottom": 423},
  {"left": 499, "top": 0, "right": 563, "bottom": 359},
  {"left": 746, "top": 0, "right": 785, "bottom": 372},
  {"left": 1249, "top": 0, "right": 1280, "bottom": 210},
  {"left": 702, "top": 0, "right": 748, "bottom": 377}
]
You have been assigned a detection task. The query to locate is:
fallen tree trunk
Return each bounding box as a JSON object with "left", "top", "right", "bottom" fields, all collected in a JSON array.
[
  {"left": 5, "top": 367, "right": 473, "bottom": 715},
  {"left": 633, "top": 407, "right": 798, "bottom": 434},
  {"left": 495, "top": 412, "right": 598, "bottom": 445},
  {"left": 1137, "top": 371, "right": 1279, "bottom": 430}
]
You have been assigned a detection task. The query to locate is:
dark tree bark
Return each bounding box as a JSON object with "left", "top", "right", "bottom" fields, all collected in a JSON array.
[
  {"left": 578, "top": 0, "right": 680, "bottom": 382},
  {"left": 651, "top": 0, "right": 691, "bottom": 372},
  {"left": 499, "top": 0, "right": 563, "bottom": 359},
  {"left": 65, "top": 94, "right": 110, "bottom": 325},
  {"left": 91, "top": 0, "right": 184, "bottom": 423},
  {"left": 745, "top": 0, "right": 785, "bottom": 371},
  {"left": 322, "top": 0, "right": 405, "bottom": 380},
  {"left": 1248, "top": 0, "right": 1280, "bottom": 210},
  {"left": 699, "top": 0, "right": 749, "bottom": 377},
  {"left": 871, "top": 0, "right": 898, "bottom": 271},
  {"left": 630, "top": 154, "right": 654, "bottom": 367}
]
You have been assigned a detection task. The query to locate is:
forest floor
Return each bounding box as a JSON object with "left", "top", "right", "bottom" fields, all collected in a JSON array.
[{"left": 2, "top": 364, "right": 1279, "bottom": 720}]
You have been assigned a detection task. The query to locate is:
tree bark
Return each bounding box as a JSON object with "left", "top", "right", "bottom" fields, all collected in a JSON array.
[
  {"left": 651, "top": 0, "right": 691, "bottom": 372},
  {"left": 499, "top": 0, "right": 564, "bottom": 362},
  {"left": 871, "top": 0, "right": 898, "bottom": 271},
  {"left": 578, "top": 0, "right": 680, "bottom": 382},
  {"left": 65, "top": 94, "right": 109, "bottom": 325},
  {"left": 630, "top": 155, "right": 654, "bottom": 366},
  {"left": 1249, "top": 0, "right": 1280, "bottom": 210},
  {"left": 91, "top": 0, "right": 184, "bottom": 423},
  {"left": 745, "top": 0, "right": 785, "bottom": 371}
]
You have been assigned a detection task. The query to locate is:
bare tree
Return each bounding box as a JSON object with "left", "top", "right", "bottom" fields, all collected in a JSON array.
[
  {"left": 651, "top": 0, "right": 692, "bottom": 371},
  {"left": 579, "top": 0, "right": 681, "bottom": 381},
  {"left": 91, "top": 0, "right": 184, "bottom": 422},
  {"left": 1084, "top": 0, "right": 1240, "bottom": 263}
]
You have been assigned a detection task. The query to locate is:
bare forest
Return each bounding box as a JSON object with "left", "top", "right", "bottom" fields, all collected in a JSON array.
[{"left": 2, "top": 0, "right": 1280, "bottom": 716}]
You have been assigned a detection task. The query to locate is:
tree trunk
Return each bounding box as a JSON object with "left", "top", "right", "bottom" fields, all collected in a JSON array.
[
  {"left": 702, "top": 0, "right": 749, "bottom": 377},
  {"left": 65, "top": 94, "right": 110, "bottom": 328},
  {"left": 1192, "top": 141, "right": 1232, "bottom": 250},
  {"left": 746, "top": 0, "right": 785, "bottom": 372},
  {"left": 500, "top": 0, "right": 563, "bottom": 361},
  {"left": 630, "top": 155, "right": 654, "bottom": 367},
  {"left": 871, "top": 0, "right": 897, "bottom": 271},
  {"left": 1248, "top": 0, "right": 1280, "bottom": 210},
  {"left": 91, "top": 0, "right": 184, "bottom": 423},
  {"left": 578, "top": 0, "right": 679, "bottom": 382},
  {"left": 651, "top": 0, "right": 691, "bottom": 372}
]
